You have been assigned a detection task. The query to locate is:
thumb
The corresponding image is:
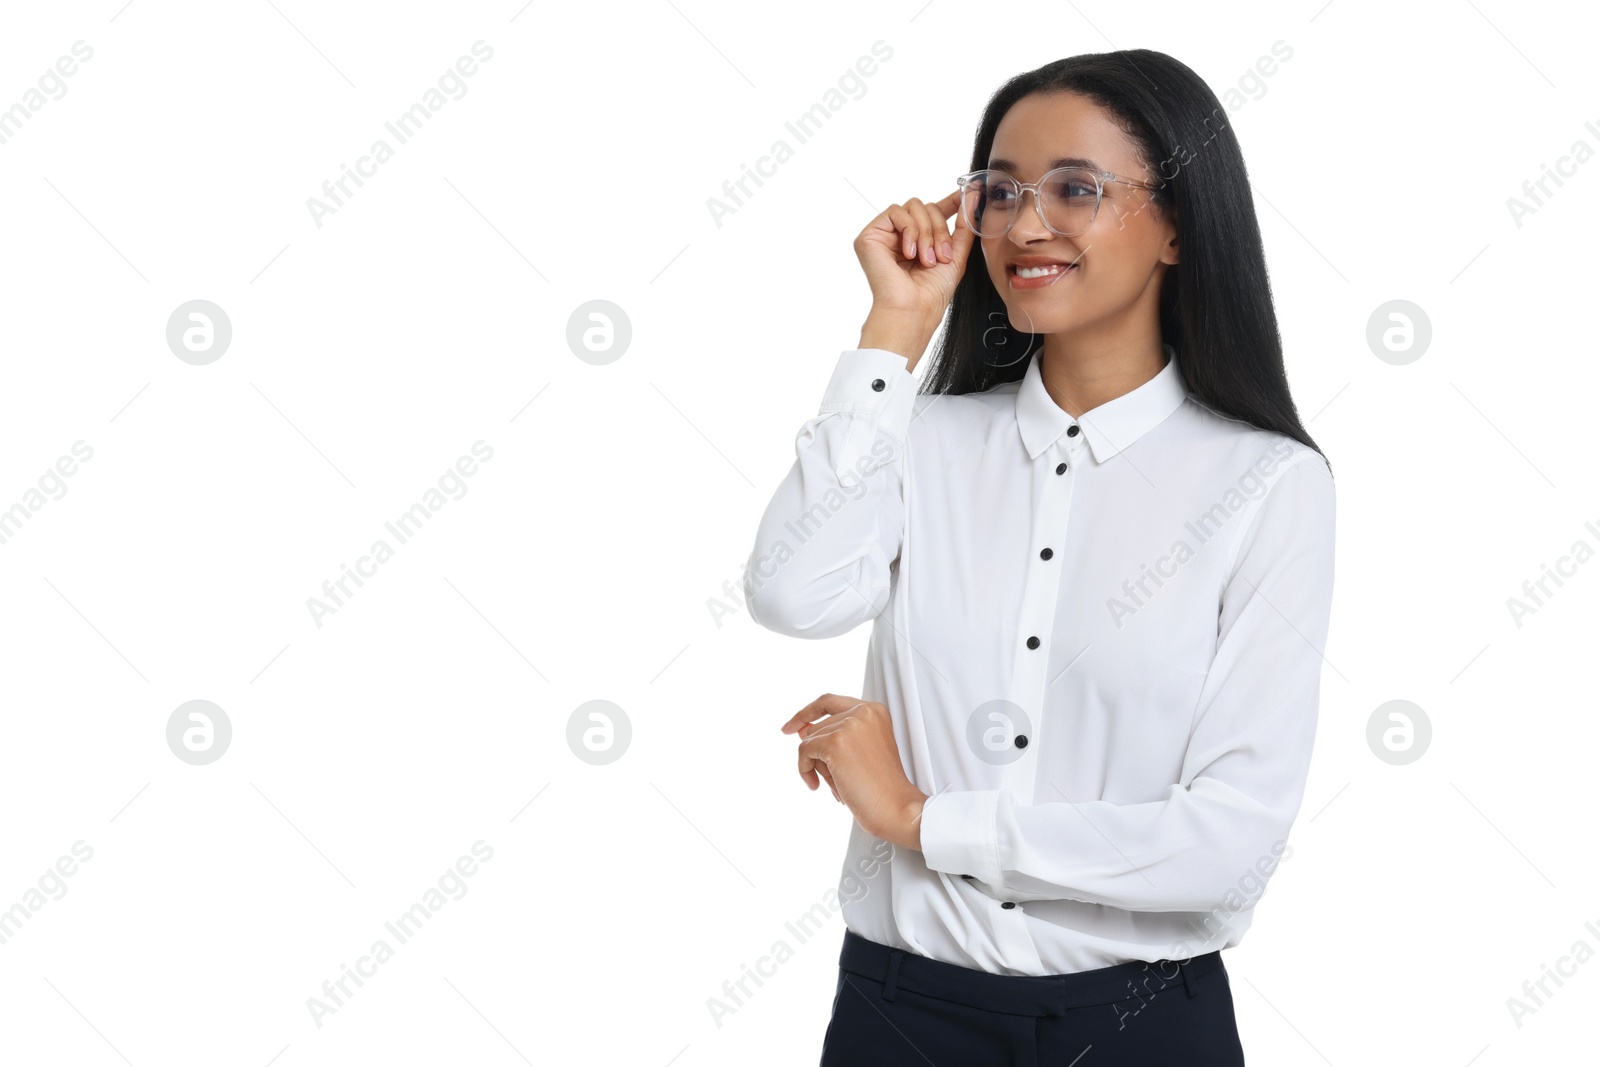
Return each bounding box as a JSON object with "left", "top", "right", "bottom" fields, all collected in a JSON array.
[
  {"left": 949, "top": 203, "right": 977, "bottom": 267},
  {"left": 937, "top": 187, "right": 977, "bottom": 269}
]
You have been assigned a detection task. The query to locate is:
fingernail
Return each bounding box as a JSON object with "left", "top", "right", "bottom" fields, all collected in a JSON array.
[
  {"left": 908, "top": 240, "right": 917, "bottom": 259},
  {"left": 941, "top": 241, "right": 952, "bottom": 258}
]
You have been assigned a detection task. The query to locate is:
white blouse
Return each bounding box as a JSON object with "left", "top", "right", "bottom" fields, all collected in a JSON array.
[{"left": 744, "top": 343, "right": 1338, "bottom": 976}]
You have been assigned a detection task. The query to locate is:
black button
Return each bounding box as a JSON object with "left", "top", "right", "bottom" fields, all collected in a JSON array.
[
  {"left": 1014, "top": 735, "right": 1028, "bottom": 748},
  {"left": 1067, "top": 425, "right": 1080, "bottom": 437},
  {"left": 1055, "top": 462, "right": 1067, "bottom": 475},
  {"left": 1040, "top": 547, "right": 1053, "bottom": 560},
  {"left": 871, "top": 378, "right": 885, "bottom": 391},
  {"left": 1026, "top": 636, "right": 1039, "bottom": 649},
  {"left": 1001, "top": 901, "right": 1016, "bottom": 909}
]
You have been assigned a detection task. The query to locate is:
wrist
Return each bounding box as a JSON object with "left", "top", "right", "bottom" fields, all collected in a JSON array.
[
  {"left": 899, "top": 790, "right": 928, "bottom": 852},
  {"left": 858, "top": 310, "right": 935, "bottom": 367}
]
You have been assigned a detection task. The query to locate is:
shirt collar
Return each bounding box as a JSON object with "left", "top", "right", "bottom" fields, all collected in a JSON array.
[{"left": 1015, "top": 342, "right": 1188, "bottom": 462}]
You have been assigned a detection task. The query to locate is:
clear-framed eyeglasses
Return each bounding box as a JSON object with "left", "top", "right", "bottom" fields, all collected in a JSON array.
[{"left": 955, "top": 166, "right": 1166, "bottom": 239}]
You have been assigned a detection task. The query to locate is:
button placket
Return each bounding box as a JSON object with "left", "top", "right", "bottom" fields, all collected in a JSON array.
[
  {"left": 1003, "top": 429, "right": 1080, "bottom": 805},
  {"left": 980, "top": 427, "right": 1081, "bottom": 948}
]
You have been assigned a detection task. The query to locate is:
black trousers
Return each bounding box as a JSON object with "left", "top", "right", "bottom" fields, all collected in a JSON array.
[{"left": 819, "top": 929, "right": 1246, "bottom": 1066}]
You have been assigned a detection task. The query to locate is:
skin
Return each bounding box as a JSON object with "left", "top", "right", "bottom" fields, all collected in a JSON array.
[
  {"left": 782, "top": 696, "right": 926, "bottom": 852},
  {"left": 789, "top": 91, "right": 1180, "bottom": 855},
  {"left": 985, "top": 90, "right": 1180, "bottom": 413}
]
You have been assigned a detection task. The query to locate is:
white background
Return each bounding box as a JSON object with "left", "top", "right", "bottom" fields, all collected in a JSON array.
[{"left": 1, "top": 0, "right": 1596, "bottom": 1063}]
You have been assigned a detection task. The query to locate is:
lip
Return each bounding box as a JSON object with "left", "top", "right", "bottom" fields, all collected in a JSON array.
[{"left": 1007, "top": 258, "right": 1079, "bottom": 290}]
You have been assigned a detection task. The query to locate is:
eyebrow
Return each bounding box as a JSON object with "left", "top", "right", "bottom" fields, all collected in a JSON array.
[{"left": 987, "top": 156, "right": 1099, "bottom": 174}]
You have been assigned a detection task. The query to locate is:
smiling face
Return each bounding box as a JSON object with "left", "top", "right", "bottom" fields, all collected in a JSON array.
[{"left": 979, "top": 91, "right": 1178, "bottom": 339}]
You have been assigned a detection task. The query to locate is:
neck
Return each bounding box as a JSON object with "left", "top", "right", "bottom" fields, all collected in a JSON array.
[{"left": 1037, "top": 322, "right": 1167, "bottom": 417}]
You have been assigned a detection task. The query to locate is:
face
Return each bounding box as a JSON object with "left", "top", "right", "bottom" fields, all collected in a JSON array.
[{"left": 976, "top": 91, "right": 1178, "bottom": 338}]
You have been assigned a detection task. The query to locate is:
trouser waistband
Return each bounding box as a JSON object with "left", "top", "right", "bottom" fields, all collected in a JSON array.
[{"left": 839, "top": 929, "right": 1223, "bottom": 1018}]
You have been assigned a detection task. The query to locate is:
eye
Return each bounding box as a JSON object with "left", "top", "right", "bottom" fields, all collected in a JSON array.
[{"left": 1048, "top": 175, "right": 1097, "bottom": 200}]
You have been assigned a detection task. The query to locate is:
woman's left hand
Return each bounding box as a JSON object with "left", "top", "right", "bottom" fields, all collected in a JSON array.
[{"left": 781, "top": 693, "right": 928, "bottom": 852}]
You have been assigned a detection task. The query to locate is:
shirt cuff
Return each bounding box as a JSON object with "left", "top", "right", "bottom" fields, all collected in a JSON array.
[
  {"left": 918, "top": 789, "right": 1003, "bottom": 885},
  {"left": 819, "top": 348, "right": 912, "bottom": 413},
  {"left": 817, "top": 349, "right": 916, "bottom": 485}
]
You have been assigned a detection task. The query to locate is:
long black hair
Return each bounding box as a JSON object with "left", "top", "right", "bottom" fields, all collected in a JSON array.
[{"left": 921, "top": 49, "right": 1328, "bottom": 474}]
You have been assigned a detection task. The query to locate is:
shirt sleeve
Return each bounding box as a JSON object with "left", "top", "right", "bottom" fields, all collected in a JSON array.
[
  {"left": 918, "top": 448, "right": 1337, "bottom": 912},
  {"left": 743, "top": 348, "right": 917, "bottom": 640}
]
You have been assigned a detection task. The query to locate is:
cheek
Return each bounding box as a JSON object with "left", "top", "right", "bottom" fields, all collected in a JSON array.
[
  {"left": 1082, "top": 228, "right": 1160, "bottom": 283},
  {"left": 1099, "top": 204, "right": 1159, "bottom": 247}
]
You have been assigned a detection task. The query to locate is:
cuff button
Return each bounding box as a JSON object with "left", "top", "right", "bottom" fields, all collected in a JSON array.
[{"left": 871, "top": 378, "right": 886, "bottom": 391}]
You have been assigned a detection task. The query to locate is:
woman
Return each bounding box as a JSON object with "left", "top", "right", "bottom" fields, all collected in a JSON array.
[{"left": 743, "top": 48, "right": 1336, "bottom": 1064}]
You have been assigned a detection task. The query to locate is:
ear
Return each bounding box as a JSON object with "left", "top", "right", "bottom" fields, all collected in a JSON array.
[{"left": 1159, "top": 218, "right": 1179, "bottom": 266}]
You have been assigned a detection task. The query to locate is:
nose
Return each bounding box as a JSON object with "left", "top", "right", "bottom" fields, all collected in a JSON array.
[{"left": 1005, "top": 184, "right": 1054, "bottom": 244}]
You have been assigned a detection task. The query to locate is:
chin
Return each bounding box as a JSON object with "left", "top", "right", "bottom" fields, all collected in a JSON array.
[{"left": 1005, "top": 304, "right": 1081, "bottom": 336}]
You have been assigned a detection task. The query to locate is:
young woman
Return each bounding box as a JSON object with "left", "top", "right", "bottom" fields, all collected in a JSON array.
[{"left": 744, "top": 49, "right": 1336, "bottom": 1064}]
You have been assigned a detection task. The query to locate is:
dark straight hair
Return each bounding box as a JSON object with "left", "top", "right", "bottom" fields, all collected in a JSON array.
[{"left": 921, "top": 49, "right": 1329, "bottom": 476}]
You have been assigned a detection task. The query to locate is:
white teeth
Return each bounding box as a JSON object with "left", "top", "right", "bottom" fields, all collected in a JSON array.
[{"left": 1015, "top": 264, "right": 1073, "bottom": 278}]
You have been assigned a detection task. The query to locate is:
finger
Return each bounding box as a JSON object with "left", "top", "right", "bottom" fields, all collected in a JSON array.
[
  {"left": 918, "top": 199, "right": 952, "bottom": 263},
  {"left": 936, "top": 188, "right": 975, "bottom": 264},
  {"left": 861, "top": 204, "right": 917, "bottom": 261},
  {"left": 909, "top": 198, "right": 938, "bottom": 264},
  {"left": 904, "top": 197, "right": 935, "bottom": 267},
  {"left": 797, "top": 735, "right": 843, "bottom": 801},
  {"left": 804, "top": 702, "right": 867, "bottom": 740},
  {"left": 796, "top": 704, "right": 862, "bottom": 739},
  {"left": 781, "top": 693, "right": 833, "bottom": 734},
  {"left": 797, "top": 743, "right": 822, "bottom": 791},
  {"left": 883, "top": 203, "right": 917, "bottom": 261},
  {"left": 900, "top": 198, "right": 923, "bottom": 263},
  {"left": 949, "top": 191, "right": 977, "bottom": 265},
  {"left": 781, "top": 693, "right": 865, "bottom": 734},
  {"left": 797, "top": 714, "right": 851, "bottom": 744}
]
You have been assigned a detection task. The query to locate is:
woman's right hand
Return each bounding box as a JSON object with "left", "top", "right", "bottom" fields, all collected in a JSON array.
[{"left": 853, "top": 189, "right": 978, "bottom": 359}]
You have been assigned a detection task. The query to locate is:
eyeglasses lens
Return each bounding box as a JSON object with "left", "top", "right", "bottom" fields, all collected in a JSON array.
[{"left": 962, "top": 169, "right": 1100, "bottom": 238}]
